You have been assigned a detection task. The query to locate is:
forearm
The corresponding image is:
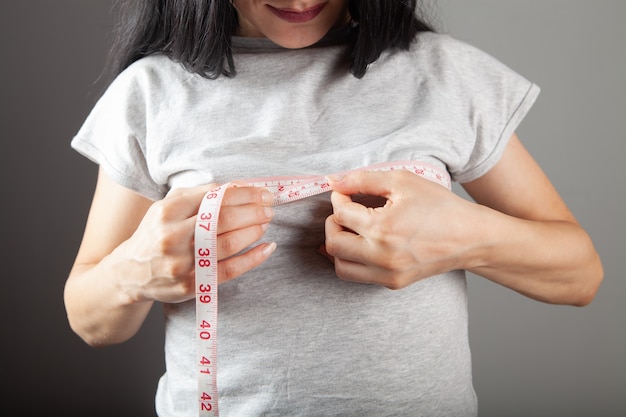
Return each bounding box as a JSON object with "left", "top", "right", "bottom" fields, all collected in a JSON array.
[
  {"left": 64, "top": 246, "right": 154, "bottom": 347},
  {"left": 465, "top": 204, "right": 603, "bottom": 306}
]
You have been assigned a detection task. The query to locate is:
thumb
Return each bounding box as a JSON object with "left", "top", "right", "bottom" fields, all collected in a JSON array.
[{"left": 326, "top": 170, "right": 393, "bottom": 198}]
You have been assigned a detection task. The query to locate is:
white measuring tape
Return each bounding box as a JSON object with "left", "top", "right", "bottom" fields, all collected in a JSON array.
[{"left": 194, "top": 161, "right": 450, "bottom": 415}]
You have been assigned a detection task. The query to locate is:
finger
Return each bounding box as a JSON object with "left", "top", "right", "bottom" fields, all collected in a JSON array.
[
  {"left": 217, "top": 223, "right": 270, "bottom": 260},
  {"left": 327, "top": 170, "right": 394, "bottom": 198},
  {"left": 165, "top": 184, "right": 223, "bottom": 219},
  {"left": 218, "top": 242, "right": 277, "bottom": 284},
  {"left": 332, "top": 256, "right": 379, "bottom": 285},
  {"left": 176, "top": 200, "right": 273, "bottom": 260},
  {"left": 217, "top": 203, "right": 274, "bottom": 235},
  {"left": 333, "top": 257, "right": 403, "bottom": 290},
  {"left": 329, "top": 191, "right": 376, "bottom": 237},
  {"left": 222, "top": 186, "right": 273, "bottom": 207},
  {"left": 167, "top": 185, "right": 274, "bottom": 220},
  {"left": 166, "top": 183, "right": 219, "bottom": 199},
  {"left": 324, "top": 214, "right": 370, "bottom": 264}
]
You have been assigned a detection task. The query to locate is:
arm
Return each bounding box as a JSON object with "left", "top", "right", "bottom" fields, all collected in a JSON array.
[
  {"left": 324, "top": 134, "right": 603, "bottom": 305},
  {"left": 461, "top": 134, "right": 602, "bottom": 304},
  {"left": 64, "top": 168, "right": 275, "bottom": 347}
]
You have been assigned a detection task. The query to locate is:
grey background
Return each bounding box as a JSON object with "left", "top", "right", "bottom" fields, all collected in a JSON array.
[{"left": 1, "top": 0, "right": 624, "bottom": 416}]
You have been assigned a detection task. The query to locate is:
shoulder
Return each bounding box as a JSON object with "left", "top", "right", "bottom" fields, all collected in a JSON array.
[
  {"left": 411, "top": 32, "right": 506, "bottom": 70},
  {"left": 406, "top": 31, "right": 531, "bottom": 94},
  {"left": 98, "top": 55, "right": 197, "bottom": 108},
  {"left": 85, "top": 55, "right": 194, "bottom": 128},
  {"left": 127, "top": 55, "right": 184, "bottom": 73},
  {"left": 115, "top": 55, "right": 189, "bottom": 88}
]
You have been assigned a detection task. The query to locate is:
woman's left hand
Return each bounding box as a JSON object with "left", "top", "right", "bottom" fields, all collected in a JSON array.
[
  {"left": 323, "top": 135, "right": 602, "bottom": 303},
  {"left": 322, "top": 169, "right": 477, "bottom": 289}
]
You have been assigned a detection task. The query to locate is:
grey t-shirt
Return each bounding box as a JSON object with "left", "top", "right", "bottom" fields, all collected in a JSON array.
[{"left": 72, "top": 30, "right": 539, "bottom": 416}]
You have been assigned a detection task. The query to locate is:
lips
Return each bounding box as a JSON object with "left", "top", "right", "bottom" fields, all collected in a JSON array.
[{"left": 267, "top": 2, "right": 327, "bottom": 24}]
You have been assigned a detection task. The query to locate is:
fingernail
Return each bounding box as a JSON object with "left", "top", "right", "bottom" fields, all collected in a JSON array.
[
  {"left": 325, "top": 174, "right": 344, "bottom": 182},
  {"left": 316, "top": 245, "right": 334, "bottom": 263},
  {"left": 261, "top": 189, "right": 274, "bottom": 204},
  {"left": 261, "top": 223, "right": 270, "bottom": 232},
  {"left": 264, "top": 206, "right": 274, "bottom": 219},
  {"left": 263, "top": 242, "right": 277, "bottom": 255}
]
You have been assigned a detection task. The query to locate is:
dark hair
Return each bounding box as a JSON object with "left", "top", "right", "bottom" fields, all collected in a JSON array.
[{"left": 106, "top": 0, "right": 434, "bottom": 81}]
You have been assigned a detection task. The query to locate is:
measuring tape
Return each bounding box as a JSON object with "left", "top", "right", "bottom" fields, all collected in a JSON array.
[{"left": 194, "top": 161, "right": 450, "bottom": 415}]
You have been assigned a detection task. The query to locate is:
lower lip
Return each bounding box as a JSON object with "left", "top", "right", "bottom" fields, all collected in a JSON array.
[{"left": 268, "top": 3, "right": 327, "bottom": 24}]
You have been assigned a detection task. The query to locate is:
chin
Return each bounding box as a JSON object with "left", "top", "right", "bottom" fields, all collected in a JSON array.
[{"left": 267, "top": 29, "right": 328, "bottom": 49}]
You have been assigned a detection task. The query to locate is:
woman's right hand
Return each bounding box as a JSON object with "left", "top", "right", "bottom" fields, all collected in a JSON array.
[
  {"left": 65, "top": 170, "right": 275, "bottom": 346},
  {"left": 121, "top": 184, "right": 276, "bottom": 304}
]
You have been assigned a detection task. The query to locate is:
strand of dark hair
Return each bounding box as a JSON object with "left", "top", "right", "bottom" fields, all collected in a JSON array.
[
  {"left": 349, "top": 0, "right": 433, "bottom": 78},
  {"left": 105, "top": 0, "right": 433, "bottom": 83}
]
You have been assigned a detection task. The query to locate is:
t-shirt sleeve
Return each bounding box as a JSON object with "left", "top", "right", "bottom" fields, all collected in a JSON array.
[
  {"left": 439, "top": 36, "right": 541, "bottom": 183},
  {"left": 71, "top": 62, "right": 168, "bottom": 201}
]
